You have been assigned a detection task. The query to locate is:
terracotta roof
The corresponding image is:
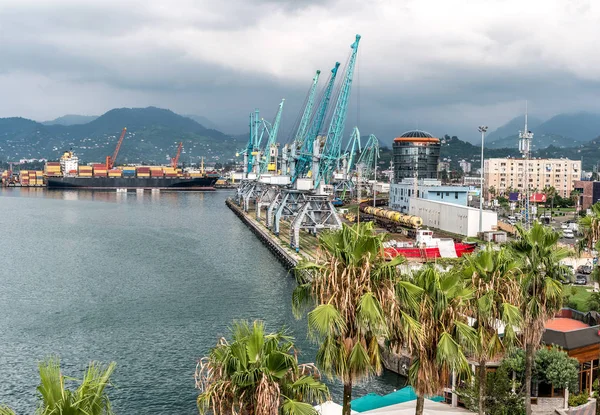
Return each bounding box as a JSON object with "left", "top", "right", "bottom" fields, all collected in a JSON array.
[{"left": 545, "top": 318, "right": 589, "bottom": 332}]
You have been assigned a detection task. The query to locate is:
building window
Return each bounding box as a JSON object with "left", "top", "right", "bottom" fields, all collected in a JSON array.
[
  {"left": 446, "top": 192, "right": 449, "bottom": 196},
  {"left": 436, "top": 192, "right": 440, "bottom": 196},
  {"left": 455, "top": 192, "right": 458, "bottom": 199}
]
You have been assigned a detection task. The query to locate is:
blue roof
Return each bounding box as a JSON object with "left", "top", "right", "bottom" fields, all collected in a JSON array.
[{"left": 350, "top": 386, "right": 444, "bottom": 412}]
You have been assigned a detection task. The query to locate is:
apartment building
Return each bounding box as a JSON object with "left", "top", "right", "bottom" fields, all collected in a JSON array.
[{"left": 484, "top": 158, "right": 581, "bottom": 198}]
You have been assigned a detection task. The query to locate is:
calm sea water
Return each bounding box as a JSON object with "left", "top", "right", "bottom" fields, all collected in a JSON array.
[{"left": 0, "top": 188, "right": 405, "bottom": 414}]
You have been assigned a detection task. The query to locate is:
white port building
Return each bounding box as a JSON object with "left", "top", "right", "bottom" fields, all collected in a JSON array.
[{"left": 408, "top": 198, "right": 497, "bottom": 237}]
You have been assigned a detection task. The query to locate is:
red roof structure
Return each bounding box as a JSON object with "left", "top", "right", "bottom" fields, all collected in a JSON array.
[{"left": 545, "top": 318, "right": 589, "bottom": 332}]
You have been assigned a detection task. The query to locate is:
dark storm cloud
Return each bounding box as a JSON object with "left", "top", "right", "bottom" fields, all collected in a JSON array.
[{"left": 0, "top": 0, "right": 599, "bottom": 143}]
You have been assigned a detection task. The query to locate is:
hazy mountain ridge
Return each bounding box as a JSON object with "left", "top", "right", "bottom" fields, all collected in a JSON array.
[
  {"left": 42, "top": 114, "right": 98, "bottom": 126},
  {"left": 486, "top": 112, "right": 600, "bottom": 149},
  {"left": 0, "top": 107, "right": 243, "bottom": 164}
]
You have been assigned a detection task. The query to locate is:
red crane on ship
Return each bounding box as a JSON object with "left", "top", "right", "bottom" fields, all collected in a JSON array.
[
  {"left": 171, "top": 142, "right": 183, "bottom": 169},
  {"left": 106, "top": 127, "right": 127, "bottom": 169}
]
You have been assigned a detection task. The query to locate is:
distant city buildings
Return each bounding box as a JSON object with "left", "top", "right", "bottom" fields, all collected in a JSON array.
[
  {"left": 484, "top": 157, "right": 582, "bottom": 198},
  {"left": 437, "top": 161, "right": 450, "bottom": 172},
  {"left": 459, "top": 160, "right": 472, "bottom": 173},
  {"left": 574, "top": 180, "right": 600, "bottom": 210}
]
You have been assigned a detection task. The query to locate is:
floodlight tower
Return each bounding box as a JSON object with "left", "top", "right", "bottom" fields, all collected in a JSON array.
[{"left": 518, "top": 103, "right": 533, "bottom": 229}]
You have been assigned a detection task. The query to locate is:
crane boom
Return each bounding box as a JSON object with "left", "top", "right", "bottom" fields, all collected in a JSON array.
[
  {"left": 315, "top": 34, "right": 361, "bottom": 188},
  {"left": 106, "top": 127, "right": 127, "bottom": 169},
  {"left": 292, "top": 62, "right": 340, "bottom": 183},
  {"left": 258, "top": 99, "right": 285, "bottom": 177},
  {"left": 294, "top": 71, "right": 320, "bottom": 147},
  {"left": 171, "top": 142, "right": 183, "bottom": 168}
]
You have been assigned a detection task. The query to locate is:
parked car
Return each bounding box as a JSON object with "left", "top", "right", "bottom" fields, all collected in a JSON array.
[
  {"left": 560, "top": 265, "right": 575, "bottom": 284},
  {"left": 575, "top": 274, "right": 588, "bottom": 285},
  {"left": 577, "top": 265, "right": 593, "bottom": 275},
  {"left": 563, "top": 229, "right": 575, "bottom": 239}
]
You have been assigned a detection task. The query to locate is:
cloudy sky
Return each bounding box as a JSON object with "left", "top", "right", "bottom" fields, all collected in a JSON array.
[{"left": 1, "top": 0, "right": 600, "bottom": 143}]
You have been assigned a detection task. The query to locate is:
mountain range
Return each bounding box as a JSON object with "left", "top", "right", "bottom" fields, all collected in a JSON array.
[
  {"left": 0, "top": 107, "right": 243, "bottom": 164},
  {"left": 1, "top": 107, "right": 600, "bottom": 170},
  {"left": 486, "top": 112, "right": 600, "bottom": 150}
]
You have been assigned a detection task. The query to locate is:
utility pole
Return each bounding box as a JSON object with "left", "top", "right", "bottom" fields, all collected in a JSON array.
[
  {"left": 478, "top": 126, "right": 488, "bottom": 235},
  {"left": 373, "top": 149, "right": 377, "bottom": 207}
]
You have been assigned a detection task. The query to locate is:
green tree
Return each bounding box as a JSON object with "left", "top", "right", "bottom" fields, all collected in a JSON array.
[
  {"left": 458, "top": 363, "right": 525, "bottom": 415},
  {"left": 535, "top": 346, "right": 579, "bottom": 394},
  {"left": 462, "top": 246, "right": 522, "bottom": 415},
  {"left": 510, "top": 223, "right": 570, "bottom": 415},
  {"left": 195, "top": 320, "right": 328, "bottom": 415},
  {"left": 292, "top": 222, "right": 421, "bottom": 415},
  {"left": 404, "top": 266, "right": 477, "bottom": 415},
  {"left": 0, "top": 357, "right": 116, "bottom": 415}
]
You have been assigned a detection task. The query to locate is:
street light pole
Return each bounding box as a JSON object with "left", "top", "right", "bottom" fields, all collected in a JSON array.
[{"left": 478, "top": 126, "right": 488, "bottom": 235}]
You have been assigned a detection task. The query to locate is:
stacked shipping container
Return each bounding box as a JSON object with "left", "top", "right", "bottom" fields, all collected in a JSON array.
[
  {"left": 78, "top": 165, "right": 93, "bottom": 177},
  {"left": 136, "top": 167, "right": 150, "bottom": 178},
  {"left": 93, "top": 164, "right": 107, "bottom": 177},
  {"left": 45, "top": 162, "right": 61, "bottom": 177}
]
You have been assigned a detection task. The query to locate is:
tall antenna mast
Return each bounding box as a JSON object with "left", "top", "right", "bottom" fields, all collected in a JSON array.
[{"left": 518, "top": 101, "right": 533, "bottom": 229}]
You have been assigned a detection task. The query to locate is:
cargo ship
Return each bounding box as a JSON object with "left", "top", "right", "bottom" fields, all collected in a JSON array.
[{"left": 45, "top": 151, "right": 218, "bottom": 190}]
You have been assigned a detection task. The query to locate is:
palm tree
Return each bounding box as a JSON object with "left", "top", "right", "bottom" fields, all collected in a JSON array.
[
  {"left": 0, "top": 357, "right": 116, "bottom": 415},
  {"left": 292, "top": 221, "right": 421, "bottom": 415},
  {"left": 509, "top": 222, "right": 570, "bottom": 415},
  {"left": 570, "top": 189, "right": 582, "bottom": 220},
  {"left": 543, "top": 186, "right": 557, "bottom": 216},
  {"left": 579, "top": 202, "right": 600, "bottom": 253},
  {"left": 405, "top": 266, "right": 477, "bottom": 415},
  {"left": 462, "top": 246, "right": 522, "bottom": 415},
  {"left": 195, "top": 320, "right": 328, "bottom": 415},
  {"left": 37, "top": 357, "right": 116, "bottom": 415},
  {"left": 579, "top": 203, "right": 600, "bottom": 415}
]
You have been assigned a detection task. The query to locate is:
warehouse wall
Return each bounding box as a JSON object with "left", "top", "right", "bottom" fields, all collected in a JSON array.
[{"left": 408, "top": 198, "right": 497, "bottom": 237}]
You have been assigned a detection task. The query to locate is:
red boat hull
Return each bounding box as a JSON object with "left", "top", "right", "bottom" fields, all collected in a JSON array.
[{"left": 384, "top": 243, "right": 477, "bottom": 260}]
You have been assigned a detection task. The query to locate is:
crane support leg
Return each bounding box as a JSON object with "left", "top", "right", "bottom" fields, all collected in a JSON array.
[
  {"left": 273, "top": 190, "right": 307, "bottom": 236},
  {"left": 256, "top": 185, "right": 279, "bottom": 221},
  {"left": 290, "top": 195, "right": 342, "bottom": 251}
]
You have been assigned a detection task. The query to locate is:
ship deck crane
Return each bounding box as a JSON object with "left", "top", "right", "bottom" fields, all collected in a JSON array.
[
  {"left": 171, "top": 142, "right": 183, "bottom": 168},
  {"left": 106, "top": 127, "right": 127, "bottom": 169}
]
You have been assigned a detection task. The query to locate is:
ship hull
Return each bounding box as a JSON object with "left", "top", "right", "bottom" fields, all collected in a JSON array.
[
  {"left": 46, "top": 176, "right": 218, "bottom": 190},
  {"left": 384, "top": 242, "right": 477, "bottom": 260}
]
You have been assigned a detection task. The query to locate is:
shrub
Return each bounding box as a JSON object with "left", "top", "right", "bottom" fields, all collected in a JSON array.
[{"left": 568, "top": 391, "right": 589, "bottom": 407}]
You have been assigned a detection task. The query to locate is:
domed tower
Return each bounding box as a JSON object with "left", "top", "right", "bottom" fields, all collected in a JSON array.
[{"left": 392, "top": 130, "right": 441, "bottom": 183}]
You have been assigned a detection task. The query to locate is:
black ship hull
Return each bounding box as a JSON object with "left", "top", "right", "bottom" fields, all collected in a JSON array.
[{"left": 46, "top": 176, "right": 218, "bottom": 190}]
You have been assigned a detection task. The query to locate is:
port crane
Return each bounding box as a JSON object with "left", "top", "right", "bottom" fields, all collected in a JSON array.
[
  {"left": 292, "top": 63, "right": 340, "bottom": 184},
  {"left": 314, "top": 34, "right": 361, "bottom": 189},
  {"left": 257, "top": 99, "right": 285, "bottom": 178},
  {"left": 105, "top": 127, "right": 127, "bottom": 169},
  {"left": 171, "top": 142, "right": 183, "bottom": 168}
]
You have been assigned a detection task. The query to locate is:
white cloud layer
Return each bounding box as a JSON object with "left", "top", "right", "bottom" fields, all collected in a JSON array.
[{"left": 1, "top": 0, "right": 600, "bottom": 141}]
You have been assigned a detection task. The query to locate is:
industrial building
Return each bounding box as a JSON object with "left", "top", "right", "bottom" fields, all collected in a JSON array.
[
  {"left": 484, "top": 157, "right": 582, "bottom": 198},
  {"left": 574, "top": 180, "right": 600, "bottom": 210},
  {"left": 408, "top": 198, "right": 498, "bottom": 237},
  {"left": 389, "top": 178, "right": 469, "bottom": 213},
  {"left": 392, "top": 130, "right": 441, "bottom": 183}
]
